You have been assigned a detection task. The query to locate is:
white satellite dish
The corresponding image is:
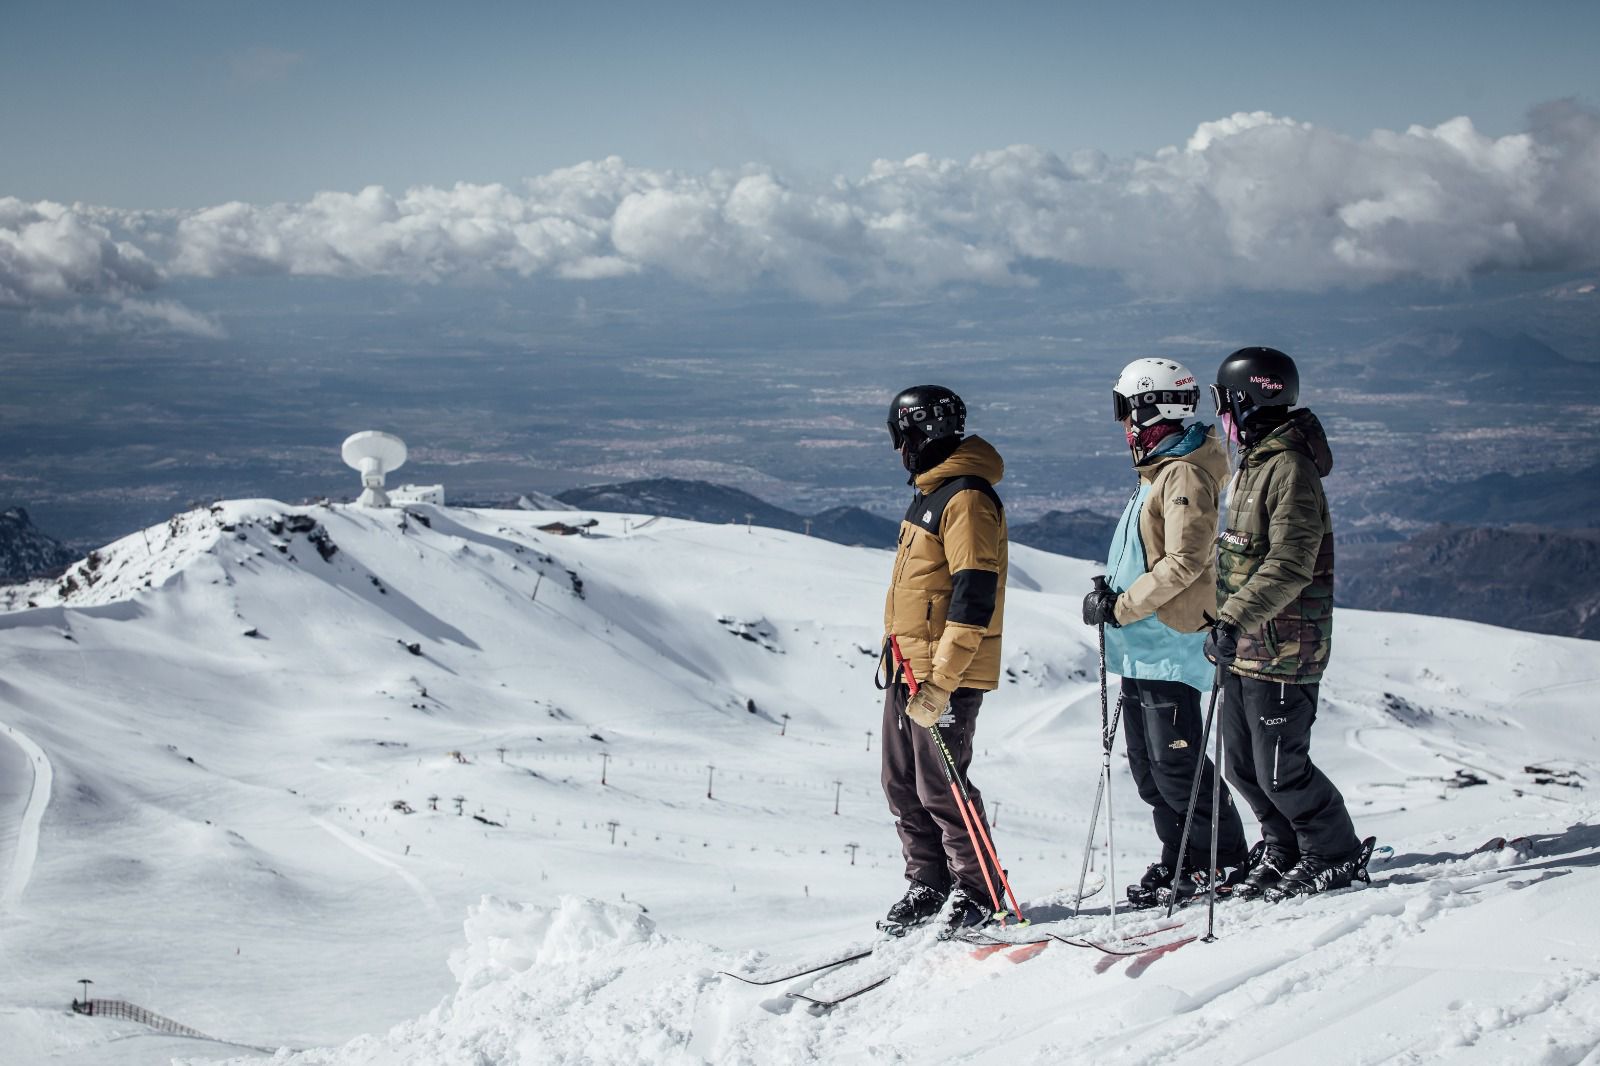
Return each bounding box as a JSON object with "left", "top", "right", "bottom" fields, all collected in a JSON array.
[{"left": 341, "top": 431, "right": 408, "bottom": 507}]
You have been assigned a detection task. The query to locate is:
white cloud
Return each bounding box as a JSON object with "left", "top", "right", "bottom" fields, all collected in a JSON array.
[
  {"left": 25, "top": 297, "right": 226, "bottom": 339},
  {"left": 4, "top": 100, "right": 1600, "bottom": 324},
  {"left": 0, "top": 198, "right": 161, "bottom": 306}
]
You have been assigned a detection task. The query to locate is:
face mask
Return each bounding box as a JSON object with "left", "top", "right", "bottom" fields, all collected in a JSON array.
[{"left": 1220, "top": 411, "right": 1241, "bottom": 446}]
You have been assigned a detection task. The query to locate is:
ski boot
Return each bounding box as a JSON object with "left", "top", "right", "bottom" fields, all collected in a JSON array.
[
  {"left": 937, "top": 884, "right": 997, "bottom": 938},
  {"left": 1157, "top": 860, "right": 1238, "bottom": 907},
  {"left": 1230, "top": 840, "right": 1297, "bottom": 902},
  {"left": 1126, "top": 862, "right": 1174, "bottom": 909},
  {"left": 877, "top": 880, "right": 948, "bottom": 936},
  {"left": 1263, "top": 837, "right": 1377, "bottom": 902}
]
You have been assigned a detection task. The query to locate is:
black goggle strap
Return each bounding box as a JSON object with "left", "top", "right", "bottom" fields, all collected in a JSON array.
[
  {"left": 1210, "top": 383, "right": 1243, "bottom": 418},
  {"left": 891, "top": 401, "right": 953, "bottom": 441}
]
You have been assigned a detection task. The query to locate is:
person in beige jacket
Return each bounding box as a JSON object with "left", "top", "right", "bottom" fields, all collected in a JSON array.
[
  {"left": 877, "top": 385, "right": 1009, "bottom": 934},
  {"left": 1082, "top": 358, "right": 1247, "bottom": 908}
]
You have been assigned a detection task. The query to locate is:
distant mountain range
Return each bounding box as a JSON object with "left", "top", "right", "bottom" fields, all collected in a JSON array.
[
  {"left": 9, "top": 474, "right": 1595, "bottom": 641},
  {"left": 554, "top": 479, "right": 901, "bottom": 547},
  {"left": 1338, "top": 526, "right": 1600, "bottom": 640},
  {"left": 552, "top": 478, "right": 1122, "bottom": 560},
  {"left": 1345, "top": 464, "right": 1600, "bottom": 529},
  {"left": 550, "top": 477, "right": 1598, "bottom": 642},
  {"left": 1331, "top": 328, "right": 1599, "bottom": 392},
  {"left": 0, "top": 508, "right": 74, "bottom": 583}
]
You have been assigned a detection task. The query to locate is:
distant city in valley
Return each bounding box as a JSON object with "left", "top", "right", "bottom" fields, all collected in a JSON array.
[
  {"left": 3, "top": 270, "right": 1597, "bottom": 639},
  {"left": 5, "top": 270, "right": 1597, "bottom": 544}
]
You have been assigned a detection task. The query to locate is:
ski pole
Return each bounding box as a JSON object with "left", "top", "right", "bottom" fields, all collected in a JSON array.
[
  {"left": 888, "top": 636, "right": 1023, "bottom": 924},
  {"left": 1071, "top": 762, "right": 1105, "bottom": 917},
  {"left": 1166, "top": 664, "right": 1224, "bottom": 919},
  {"left": 1068, "top": 706, "right": 1128, "bottom": 920},
  {"left": 1075, "top": 576, "right": 1120, "bottom": 922},
  {"left": 1203, "top": 690, "right": 1224, "bottom": 943}
]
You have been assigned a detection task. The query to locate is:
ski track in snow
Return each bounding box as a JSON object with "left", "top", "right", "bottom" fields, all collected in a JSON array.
[
  {"left": 0, "top": 721, "right": 51, "bottom": 910},
  {"left": 311, "top": 816, "right": 440, "bottom": 918}
]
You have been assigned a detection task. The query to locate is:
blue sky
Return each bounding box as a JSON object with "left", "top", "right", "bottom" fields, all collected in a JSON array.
[{"left": 5, "top": 1, "right": 1598, "bottom": 208}]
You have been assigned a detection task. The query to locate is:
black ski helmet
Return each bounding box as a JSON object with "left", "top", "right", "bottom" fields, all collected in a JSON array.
[
  {"left": 887, "top": 385, "right": 965, "bottom": 456},
  {"left": 1212, "top": 346, "right": 1298, "bottom": 422}
]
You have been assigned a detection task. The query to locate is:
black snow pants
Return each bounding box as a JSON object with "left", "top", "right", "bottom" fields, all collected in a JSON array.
[
  {"left": 1120, "top": 676, "right": 1249, "bottom": 870},
  {"left": 881, "top": 683, "right": 997, "bottom": 898},
  {"left": 1220, "top": 673, "right": 1360, "bottom": 860}
]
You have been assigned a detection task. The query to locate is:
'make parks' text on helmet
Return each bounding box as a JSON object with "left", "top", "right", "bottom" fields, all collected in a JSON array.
[{"left": 1212, "top": 347, "right": 1299, "bottom": 420}]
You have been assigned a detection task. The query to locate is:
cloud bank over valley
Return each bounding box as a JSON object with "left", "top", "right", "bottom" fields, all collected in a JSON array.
[{"left": 4, "top": 102, "right": 1599, "bottom": 334}]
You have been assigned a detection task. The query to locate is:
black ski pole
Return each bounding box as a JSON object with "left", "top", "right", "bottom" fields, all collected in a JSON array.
[
  {"left": 1202, "top": 693, "right": 1224, "bottom": 942},
  {"left": 1166, "top": 663, "right": 1224, "bottom": 919}
]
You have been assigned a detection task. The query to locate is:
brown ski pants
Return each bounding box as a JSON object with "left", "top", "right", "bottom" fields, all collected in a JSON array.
[{"left": 880, "top": 683, "right": 997, "bottom": 896}]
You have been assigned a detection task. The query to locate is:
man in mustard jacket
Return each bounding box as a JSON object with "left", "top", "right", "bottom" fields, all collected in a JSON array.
[
  {"left": 879, "top": 385, "right": 1008, "bottom": 934},
  {"left": 1083, "top": 358, "right": 1248, "bottom": 907}
]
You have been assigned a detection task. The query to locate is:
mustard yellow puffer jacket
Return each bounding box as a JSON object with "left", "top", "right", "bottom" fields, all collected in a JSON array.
[{"left": 883, "top": 436, "right": 1008, "bottom": 691}]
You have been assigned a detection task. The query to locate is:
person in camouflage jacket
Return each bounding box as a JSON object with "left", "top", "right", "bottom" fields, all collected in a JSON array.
[{"left": 1206, "top": 348, "right": 1369, "bottom": 903}]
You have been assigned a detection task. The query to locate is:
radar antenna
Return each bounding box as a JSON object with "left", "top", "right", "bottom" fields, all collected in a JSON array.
[{"left": 341, "top": 431, "right": 408, "bottom": 507}]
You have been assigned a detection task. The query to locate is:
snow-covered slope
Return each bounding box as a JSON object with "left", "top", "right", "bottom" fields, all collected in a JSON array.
[{"left": 0, "top": 501, "right": 1596, "bottom": 1065}]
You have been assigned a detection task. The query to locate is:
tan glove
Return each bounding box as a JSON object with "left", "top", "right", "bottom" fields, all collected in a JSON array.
[{"left": 905, "top": 681, "right": 952, "bottom": 728}]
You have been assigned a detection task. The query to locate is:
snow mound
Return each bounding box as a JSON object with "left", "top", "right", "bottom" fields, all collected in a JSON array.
[
  {"left": 228, "top": 896, "right": 716, "bottom": 1066},
  {"left": 0, "top": 501, "right": 331, "bottom": 612}
]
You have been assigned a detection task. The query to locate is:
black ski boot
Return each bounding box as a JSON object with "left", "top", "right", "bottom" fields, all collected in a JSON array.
[
  {"left": 877, "top": 880, "right": 948, "bottom": 936},
  {"left": 1158, "top": 863, "right": 1236, "bottom": 907},
  {"left": 1230, "top": 840, "right": 1297, "bottom": 902},
  {"left": 1264, "top": 837, "right": 1376, "bottom": 902},
  {"left": 939, "top": 885, "right": 996, "bottom": 937},
  {"left": 1127, "top": 862, "right": 1174, "bottom": 909}
]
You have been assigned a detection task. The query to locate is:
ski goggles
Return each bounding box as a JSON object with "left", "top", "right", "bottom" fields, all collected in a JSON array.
[
  {"left": 1111, "top": 388, "right": 1198, "bottom": 422},
  {"left": 1210, "top": 383, "right": 1244, "bottom": 417},
  {"left": 887, "top": 403, "right": 949, "bottom": 449}
]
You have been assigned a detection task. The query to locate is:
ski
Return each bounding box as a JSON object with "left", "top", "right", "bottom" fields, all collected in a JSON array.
[
  {"left": 1053, "top": 932, "right": 1197, "bottom": 957},
  {"left": 717, "top": 947, "right": 875, "bottom": 986},
  {"left": 786, "top": 975, "right": 893, "bottom": 1010},
  {"left": 1049, "top": 921, "right": 1193, "bottom": 956},
  {"left": 956, "top": 928, "right": 1054, "bottom": 948}
]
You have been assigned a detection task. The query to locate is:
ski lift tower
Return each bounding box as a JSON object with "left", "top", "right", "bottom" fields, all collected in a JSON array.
[{"left": 341, "top": 431, "right": 407, "bottom": 507}]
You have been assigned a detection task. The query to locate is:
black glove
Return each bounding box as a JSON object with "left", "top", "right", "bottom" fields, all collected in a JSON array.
[
  {"left": 1204, "top": 618, "right": 1240, "bottom": 669},
  {"left": 1082, "top": 586, "right": 1121, "bottom": 628}
]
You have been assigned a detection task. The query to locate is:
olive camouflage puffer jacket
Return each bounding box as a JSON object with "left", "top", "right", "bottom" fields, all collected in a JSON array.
[
  {"left": 1215, "top": 409, "right": 1335, "bottom": 684},
  {"left": 883, "top": 436, "right": 1007, "bottom": 692}
]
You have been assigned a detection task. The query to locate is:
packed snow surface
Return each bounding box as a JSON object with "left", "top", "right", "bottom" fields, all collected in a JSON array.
[{"left": 0, "top": 501, "right": 1597, "bottom": 1065}]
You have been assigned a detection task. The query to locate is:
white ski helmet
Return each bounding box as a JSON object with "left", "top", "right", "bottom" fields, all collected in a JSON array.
[{"left": 1112, "top": 358, "right": 1200, "bottom": 428}]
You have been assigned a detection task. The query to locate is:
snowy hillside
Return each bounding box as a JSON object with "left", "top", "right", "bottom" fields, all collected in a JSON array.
[{"left": 0, "top": 501, "right": 1597, "bottom": 1065}]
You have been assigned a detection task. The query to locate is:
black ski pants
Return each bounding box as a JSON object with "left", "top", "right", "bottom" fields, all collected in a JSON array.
[
  {"left": 881, "top": 683, "right": 997, "bottom": 898},
  {"left": 1120, "top": 676, "right": 1249, "bottom": 870},
  {"left": 1220, "top": 673, "right": 1360, "bottom": 860}
]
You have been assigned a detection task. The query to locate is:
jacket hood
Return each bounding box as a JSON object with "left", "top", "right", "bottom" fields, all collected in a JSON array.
[
  {"left": 915, "top": 435, "right": 1005, "bottom": 492},
  {"left": 1139, "top": 422, "right": 1229, "bottom": 487},
  {"left": 1247, "top": 408, "right": 1333, "bottom": 478}
]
